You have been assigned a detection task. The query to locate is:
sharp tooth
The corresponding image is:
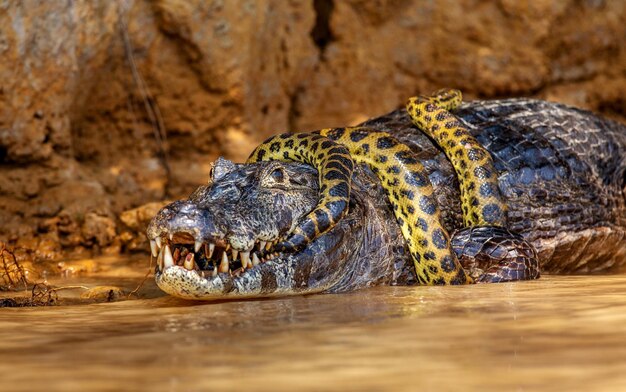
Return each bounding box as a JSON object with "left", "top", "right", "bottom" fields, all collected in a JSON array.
[
  {"left": 241, "top": 251, "right": 250, "bottom": 269},
  {"left": 194, "top": 240, "right": 202, "bottom": 253},
  {"left": 207, "top": 243, "right": 215, "bottom": 258},
  {"left": 265, "top": 242, "right": 272, "bottom": 251},
  {"left": 252, "top": 253, "right": 260, "bottom": 266},
  {"left": 212, "top": 268, "right": 218, "bottom": 277},
  {"left": 258, "top": 241, "right": 266, "bottom": 251},
  {"left": 231, "top": 249, "right": 239, "bottom": 261},
  {"left": 156, "top": 237, "right": 162, "bottom": 249},
  {"left": 184, "top": 253, "right": 195, "bottom": 270},
  {"left": 219, "top": 252, "right": 229, "bottom": 273},
  {"left": 169, "top": 233, "right": 173, "bottom": 241},
  {"left": 150, "top": 240, "right": 158, "bottom": 257},
  {"left": 157, "top": 246, "right": 164, "bottom": 270},
  {"left": 225, "top": 243, "right": 231, "bottom": 251},
  {"left": 164, "top": 245, "right": 174, "bottom": 268}
]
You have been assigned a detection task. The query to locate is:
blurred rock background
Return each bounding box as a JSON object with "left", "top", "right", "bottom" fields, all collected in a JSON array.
[{"left": 1, "top": 0, "right": 625, "bottom": 260}]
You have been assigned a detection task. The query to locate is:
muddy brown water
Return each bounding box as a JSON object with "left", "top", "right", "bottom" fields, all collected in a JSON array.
[{"left": 1, "top": 257, "right": 626, "bottom": 391}]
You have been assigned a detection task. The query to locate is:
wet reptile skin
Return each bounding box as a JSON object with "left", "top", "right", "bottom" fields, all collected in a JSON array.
[
  {"left": 247, "top": 133, "right": 354, "bottom": 253},
  {"left": 366, "top": 99, "right": 626, "bottom": 273},
  {"left": 248, "top": 90, "right": 535, "bottom": 285},
  {"left": 407, "top": 90, "right": 508, "bottom": 226},
  {"left": 318, "top": 126, "right": 472, "bottom": 285}
]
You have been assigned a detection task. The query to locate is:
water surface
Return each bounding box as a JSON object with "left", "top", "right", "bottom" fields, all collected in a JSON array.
[{"left": 1, "top": 258, "right": 626, "bottom": 391}]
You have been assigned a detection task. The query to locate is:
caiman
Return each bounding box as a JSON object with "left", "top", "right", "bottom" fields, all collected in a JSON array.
[{"left": 147, "top": 89, "right": 626, "bottom": 300}]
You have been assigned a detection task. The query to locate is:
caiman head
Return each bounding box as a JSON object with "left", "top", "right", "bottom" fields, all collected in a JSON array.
[{"left": 147, "top": 157, "right": 401, "bottom": 300}]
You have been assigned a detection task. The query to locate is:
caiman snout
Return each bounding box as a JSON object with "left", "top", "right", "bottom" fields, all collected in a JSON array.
[
  {"left": 147, "top": 196, "right": 284, "bottom": 274},
  {"left": 147, "top": 200, "right": 221, "bottom": 246}
]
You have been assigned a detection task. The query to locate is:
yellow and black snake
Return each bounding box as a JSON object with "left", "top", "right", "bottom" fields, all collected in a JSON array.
[
  {"left": 247, "top": 133, "right": 354, "bottom": 252},
  {"left": 249, "top": 89, "right": 509, "bottom": 284},
  {"left": 407, "top": 89, "right": 507, "bottom": 226}
]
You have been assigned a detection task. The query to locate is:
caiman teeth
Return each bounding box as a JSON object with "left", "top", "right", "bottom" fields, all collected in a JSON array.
[
  {"left": 261, "top": 252, "right": 280, "bottom": 263},
  {"left": 183, "top": 253, "right": 195, "bottom": 270},
  {"left": 241, "top": 251, "right": 250, "bottom": 269},
  {"left": 156, "top": 234, "right": 280, "bottom": 279},
  {"left": 219, "top": 251, "right": 230, "bottom": 273},
  {"left": 150, "top": 240, "right": 158, "bottom": 257},
  {"left": 157, "top": 246, "right": 164, "bottom": 270},
  {"left": 164, "top": 244, "right": 174, "bottom": 268}
]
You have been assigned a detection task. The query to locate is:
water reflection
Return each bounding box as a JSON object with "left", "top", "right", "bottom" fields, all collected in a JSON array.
[{"left": 1, "top": 266, "right": 626, "bottom": 391}]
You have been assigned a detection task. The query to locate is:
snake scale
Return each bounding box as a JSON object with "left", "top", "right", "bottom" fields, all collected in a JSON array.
[
  {"left": 247, "top": 133, "right": 354, "bottom": 252},
  {"left": 247, "top": 89, "right": 532, "bottom": 284}
]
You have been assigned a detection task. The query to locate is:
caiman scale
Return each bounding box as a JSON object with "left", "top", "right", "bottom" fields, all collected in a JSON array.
[{"left": 147, "top": 93, "right": 626, "bottom": 300}]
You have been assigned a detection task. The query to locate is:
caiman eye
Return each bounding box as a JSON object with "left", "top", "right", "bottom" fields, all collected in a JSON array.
[
  {"left": 261, "top": 164, "right": 290, "bottom": 188},
  {"left": 270, "top": 168, "right": 285, "bottom": 183}
]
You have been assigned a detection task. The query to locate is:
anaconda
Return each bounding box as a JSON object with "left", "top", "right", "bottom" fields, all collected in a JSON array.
[
  {"left": 147, "top": 94, "right": 626, "bottom": 299},
  {"left": 246, "top": 89, "right": 525, "bottom": 285}
]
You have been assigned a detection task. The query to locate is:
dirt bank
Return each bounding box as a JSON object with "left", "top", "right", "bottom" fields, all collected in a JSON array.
[{"left": 1, "top": 0, "right": 625, "bottom": 262}]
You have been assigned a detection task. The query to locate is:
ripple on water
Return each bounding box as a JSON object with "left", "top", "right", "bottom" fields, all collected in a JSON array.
[{"left": 1, "top": 264, "right": 626, "bottom": 391}]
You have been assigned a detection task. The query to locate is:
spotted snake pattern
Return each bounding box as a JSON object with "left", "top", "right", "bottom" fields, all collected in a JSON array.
[
  {"left": 247, "top": 133, "right": 354, "bottom": 253},
  {"left": 249, "top": 89, "right": 536, "bottom": 284}
]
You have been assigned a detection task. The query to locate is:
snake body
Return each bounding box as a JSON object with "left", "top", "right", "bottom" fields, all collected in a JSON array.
[
  {"left": 247, "top": 133, "right": 354, "bottom": 252},
  {"left": 249, "top": 89, "right": 536, "bottom": 284},
  {"left": 319, "top": 127, "right": 470, "bottom": 284},
  {"left": 407, "top": 90, "right": 508, "bottom": 226}
]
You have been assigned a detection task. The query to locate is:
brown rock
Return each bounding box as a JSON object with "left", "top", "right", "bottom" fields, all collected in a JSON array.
[
  {"left": 120, "top": 201, "right": 170, "bottom": 231},
  {"left": 81, "top": 213, "right": 117, "bottom": 248},
  {"left": 80, "top": 286, "right": 125, "bottom": 302},
  {"left": 119, "top": 201, "right": 170, "bottom": 251}
]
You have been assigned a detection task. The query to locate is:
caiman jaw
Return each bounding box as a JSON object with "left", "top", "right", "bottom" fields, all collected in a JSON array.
[
  {"left": 149, "top": 230, "right": 284, "bottom": 289},
  {"left": 150, "top": 232, "right": 282, "bottom": 276}
]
